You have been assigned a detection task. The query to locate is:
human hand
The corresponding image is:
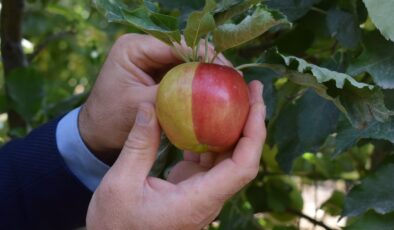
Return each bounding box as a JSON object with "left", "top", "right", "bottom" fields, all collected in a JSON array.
[
  {"left": 86, "top": 80, "right": 266, "bottom": 230},
  {"left": 78, "top": 34, "right": 231, "bottom": 164}
]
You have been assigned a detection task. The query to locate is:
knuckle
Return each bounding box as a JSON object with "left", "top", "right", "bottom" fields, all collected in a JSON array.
[
  {"left": 116, "top": 33, "right": 138, "bottom": 44},
  {"left": 124, "top": 131, "right": 151, "bottom": 152},
  {"left": 239, "top": 168, "right": 258, "bottom": 185}
]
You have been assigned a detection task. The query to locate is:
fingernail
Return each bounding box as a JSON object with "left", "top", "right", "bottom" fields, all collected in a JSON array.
[
  {"left": 259, "top": 83, "right": 264, "bottom": 95},
  {"left": 136, "top": 105, "right": 152, "bottom": 125}
]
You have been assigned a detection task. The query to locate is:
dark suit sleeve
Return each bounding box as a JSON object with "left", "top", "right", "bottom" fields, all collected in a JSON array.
[{"left": 0, "top": 118, "right": 93, "bottom": 230}]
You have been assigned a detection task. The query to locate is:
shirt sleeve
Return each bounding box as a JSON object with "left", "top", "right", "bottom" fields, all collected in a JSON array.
[{"left": 56, "top": 107, "right": 110, "bottom": 191}]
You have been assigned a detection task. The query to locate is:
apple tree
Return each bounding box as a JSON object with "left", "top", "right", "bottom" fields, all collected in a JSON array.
[{"left": 1, "top": 0, "right": 394, "bottom": 229}]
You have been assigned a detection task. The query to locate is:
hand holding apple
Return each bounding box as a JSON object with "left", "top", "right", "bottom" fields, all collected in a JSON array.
[
  {"left": 86, "top": 81, "right": 266, "bottom": 230},
  {"left": 78, "top": 34, "right": 231, "bottom": 164}
]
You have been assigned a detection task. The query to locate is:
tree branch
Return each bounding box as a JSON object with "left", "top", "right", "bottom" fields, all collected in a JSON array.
[
  {"left": 1, "top": 0, "right": 28, "bottom": 74},
  {"left": 1, "top": 0, "right": 28, "bottom": 129},
  {"left": 28, "top": 29, "right": 76, "bottom": 62},
  {"left": 288, "top": 209, "right": 333, "bottom": 230}
]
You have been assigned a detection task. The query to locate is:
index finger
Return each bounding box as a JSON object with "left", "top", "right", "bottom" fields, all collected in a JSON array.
[
  {"left": 117, "top": 34, "right": 233, "bottom": 73},
  {"left": 197, "top": 81, "right": 266, "bottom": 200}
]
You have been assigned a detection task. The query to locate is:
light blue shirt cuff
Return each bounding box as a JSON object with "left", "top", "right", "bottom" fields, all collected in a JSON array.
[{"left": 56, "top": 107, "right": 110, "bottom": 192}]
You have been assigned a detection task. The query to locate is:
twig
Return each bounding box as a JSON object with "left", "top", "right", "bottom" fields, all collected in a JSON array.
[
  {"left": 311, "top": 6, "right": 327, "bottom": 15},
  {"left": 28, "top": 29, "right": 76, "bottom": 62},
  {"left": 288, "top": 209, "right": 333, "bottom": 230}
]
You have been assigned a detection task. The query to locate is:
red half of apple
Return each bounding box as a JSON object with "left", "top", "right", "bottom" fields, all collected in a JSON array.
[{"left": 156, "top": 62, "right": 250, "bottom": 153}]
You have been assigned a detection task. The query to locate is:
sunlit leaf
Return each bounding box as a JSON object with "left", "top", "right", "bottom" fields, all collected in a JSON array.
[
  {"left": 362, "top": 0, "right": 394, "bottom": 42},
  {"left": 349, "top": 32, "right": 394, "bottom": 89},
  {"left": 214, "top": 0, "right": 260, "bottom": 25},
  {"left": 212, "top": 7, "right": 289, "bottom": 52},
  {"left": 184, "top": 0, "right": 216, "bottom": 48},
  {"left": 261, "top": 49, "right": 393, "bottom": 128}
]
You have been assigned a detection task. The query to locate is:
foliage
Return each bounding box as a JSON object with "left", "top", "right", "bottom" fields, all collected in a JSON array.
[{"left": 2, "top": 0, "right": 394, "bottom": 229}]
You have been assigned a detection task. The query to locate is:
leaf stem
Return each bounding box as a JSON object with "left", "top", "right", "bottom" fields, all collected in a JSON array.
[
  {"left": 171, "top": 44, "right": 189, "bottom": 62},
  {"left": 194, "top": 39, "right": 201, "bottom": 61},
  {"left": 204, "top": 33, "right": 210, "bottom": 63},
  {"left": 210, "top": 52, "right": 219, "bottom": 63},
  {"left": 310, "top": 6, "right": 327, "bottom": 15},
  {"left": 235, "top": 63, "right": 287, "bottom": 74}
]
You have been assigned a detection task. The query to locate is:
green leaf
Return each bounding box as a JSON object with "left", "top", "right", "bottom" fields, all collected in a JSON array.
[
  {"left": 334, "top": 118, "right": 394, "bottom": 156},
  {"left": 248, "top": 176, "right": 303, "bottom": 222},
  {"left": 122, "top": 7, "right": 181, "bottom": 44},
  {"left": 344, "top": 163, "right": 394, "bottom": 216},
  {"left": 273, "top": 90, "right": 339, "bottom": 172},
  {"left": 214, "top": 0, "right": 260, "bottom": 25},
  {"left": 94, "top": 0, "right": 181, "bottom": 45},
  {"left": 6, "top": 68, "right": 44, "bottom": 125},
  {"left": 266, "top": 0, "right": 321, "bottom": 21},
  {"left": 349, "top": 32, "right": 394, "bottom": 89},
  {"left": 154, "top": 0, "right": 204, "bottom": 25},
  {"left": 246, "top": 183, "right": 268, "bottom": 213},
  {"left": 212, "top": 7, "right": 289, "bottom": 52},
  {"left": 215, "top": 0, "right": 244, "bottom": 12},
  {"left": 383, "top": 89, "right": 394, "bottom": 110},
  {"left": 345, "top": 211, "right": 394, "bottom": 230},
  {"left": 275, "top": 25, "right": 315, "bottom": 55},
  {"left": 243, "top": 67, "right": 280, "bottom": 119},
  {"left": 321, "top": 190, "right": 345, "bottom": 216},
  {"left": 337, "top": 85, "right": 393, "bottom": 128},
  {"left": 278, "top": 52, "right": 372, "bottom": 90},
  {"left": 262, "top": 49, "right": 393, "bottom": 128},
  {"left": 362, "top": 0, "right": 394, "bottom": 42},
  {"left": 93, "top": 0, "right": 131, "bottom": 23},
  {"left": 0, "top": 92, "right": 8, "bottom": 114},
  {"left": 184, "top": 0, "right": 216, "bottom": 48},
  {"left": 264, "top": 176, "right": 303, "bottom": 214},
  {"left": 326, "top": 8, "right": 361, "bottom": 48},
  {"left": 219, "top": 192, "right": 262, "bottom": 230}
]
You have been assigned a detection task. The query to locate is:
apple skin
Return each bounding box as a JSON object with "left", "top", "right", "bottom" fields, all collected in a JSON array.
[{"left": 156, "top": 62, "right": 249, "bottom": 153}]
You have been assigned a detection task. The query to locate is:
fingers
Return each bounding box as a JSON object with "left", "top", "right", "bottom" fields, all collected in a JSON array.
[
  {"left": 193, "top": 81, "right": 266, "bottom": 201},
  {"left": 114, "top": 33, "right": 234, "bottom": 84},
  {"left": 232, "top": 80, "right": 266, "bottom": 169},
  {"left": 110, "top": 103, "right": 161, "bottom": 184},
  {"left": 168, "top": 161, "right": 207, "bottom": 184},
  {"left": 113, "top": 34, "right": 183, "bottom": 76},
  {"left": 177, "top": 39, "right": 232, "bottom": 67},
  {"left": 200, "top": 152, "right": 215, "bottom": 168},
  {"left": 183, "top": 151, "right": 215, "bottom": 168}
]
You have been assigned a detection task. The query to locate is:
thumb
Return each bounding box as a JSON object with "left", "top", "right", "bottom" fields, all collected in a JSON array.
[{"left": 110, "top": 103, "right": 161, "bottom": 183}]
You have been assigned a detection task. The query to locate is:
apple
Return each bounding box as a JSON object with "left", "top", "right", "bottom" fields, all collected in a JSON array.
[{"left": 156, "top": 62, "right": 249, "bottom": 153}]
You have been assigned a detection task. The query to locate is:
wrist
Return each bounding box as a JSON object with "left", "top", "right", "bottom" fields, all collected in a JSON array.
[{"left": 78, "top": 104, "right": 119, "bottom": 165}]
